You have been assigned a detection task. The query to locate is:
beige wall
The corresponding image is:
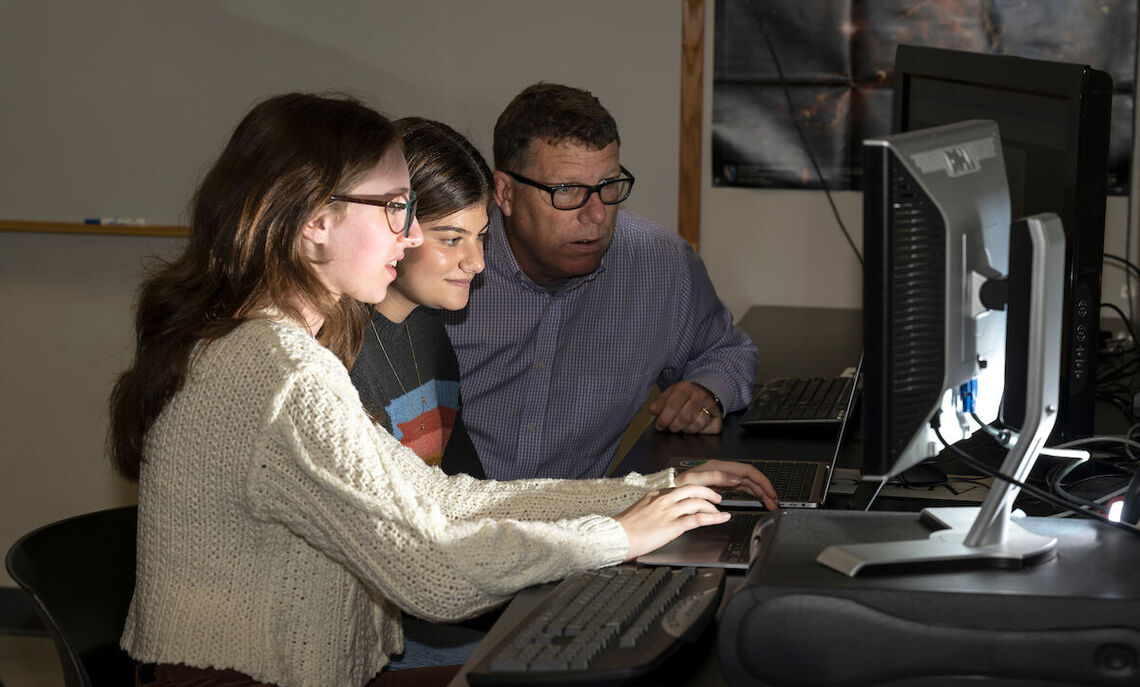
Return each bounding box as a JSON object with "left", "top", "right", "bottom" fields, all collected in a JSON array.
[
  {"left": 1, "top": 1, "right": 1136, "bottom": 588},
  {"left": 0, "top": 0, "right": 681, "bottom": 586}
]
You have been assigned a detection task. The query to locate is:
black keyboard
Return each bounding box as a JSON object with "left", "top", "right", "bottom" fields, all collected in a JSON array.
[
  {"left": 718, "top": 459, "right": 819, "bottom": 504},
  {"left": 676, "top": 458, "right": 822, "bottom": 506},
  {"left": 742, "top": 375, "right": 857, "bottom": 427},
  {"left": 466, "top": 566, "right": 725, "bottom": 685}
]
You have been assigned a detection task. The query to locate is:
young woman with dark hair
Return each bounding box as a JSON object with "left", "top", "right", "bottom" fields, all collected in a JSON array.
[
  {"left": 350, "top": 117, "right": 492, "bottom": 478},
  {"left": 109, "top": 93, "right": 777, "bottom": 687}
]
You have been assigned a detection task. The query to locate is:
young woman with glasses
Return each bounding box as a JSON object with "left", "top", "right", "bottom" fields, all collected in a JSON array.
[{"left": 109, "top": 93, "right": 776, "bottom": 687}]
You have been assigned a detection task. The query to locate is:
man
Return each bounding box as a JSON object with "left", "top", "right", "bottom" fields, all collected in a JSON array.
[{"left": 443, "top": 83, "right": 757, "bottom": 479}]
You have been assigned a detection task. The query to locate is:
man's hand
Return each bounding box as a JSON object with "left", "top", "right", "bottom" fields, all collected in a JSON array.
[
  {"left": 674, "top": 459, "right": 779, "bottom": 511},
  {"left": 648, "top": 380, "right": 722, "bottom": 434}
]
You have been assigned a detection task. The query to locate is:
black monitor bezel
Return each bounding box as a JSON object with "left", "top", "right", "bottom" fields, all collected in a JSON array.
[{"left": 890, "top": 44, "right": 1111, "bottom": 442}]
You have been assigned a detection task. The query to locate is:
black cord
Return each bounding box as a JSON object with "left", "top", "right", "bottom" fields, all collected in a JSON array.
[
  {"left": 1105, "top": 253, "right": 1139, "bottom": 333},
  {"left": 932, "top": 422, "right": 1140, "bottom": 537},
  {"left": 1101, "top": 301, "right": 1140, "bottom": 348},
  {"left": 969, "top": 411, "right": 1012, "bottom": 441},
  {"left": 1097, "top": 303, "right": 1140, "bottom": 399},
  {"left": 1046, "top": 457, "right": 1126, "bottom": 513},
  {"left": 937, "top": 417, "right": 1092, "bottom": 512},
  {"left": 934, "top": 425, "right": 1100, "bottom": 515},
  {"left": 1104, "top": 253, "right": 1140, "bottom": 280},
  {"left": 1094, "top": 393, "right": 1137, "bottom": 423},
  {"left": 753, "top": 11, "right": 863, "bottom": 268},
  {"left": 1065, "top": 472, "right": 1132, "bottom": 491},
  {"left": 1098, "top": 355, "right": 1140, "bottom": 385}
]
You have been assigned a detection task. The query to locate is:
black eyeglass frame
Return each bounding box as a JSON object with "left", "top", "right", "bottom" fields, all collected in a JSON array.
[
  {"left": 504, "top": 165, "right": 635, "bottom": 210},
  {"left": 329, "top": 190, "right": 418, "bottom": 238}
]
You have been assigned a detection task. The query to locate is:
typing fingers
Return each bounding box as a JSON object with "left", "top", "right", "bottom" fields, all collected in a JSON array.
[
  {"left": 739, "top": 475, "right": 780, "bottom": 511},
  {"left": 664, "top": 483, "right": 723, "bottom": 507}
]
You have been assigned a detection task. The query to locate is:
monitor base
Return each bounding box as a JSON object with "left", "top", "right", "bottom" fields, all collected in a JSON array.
[{"left": 817, "top": 506, "right": 1057, "bottom": 576}]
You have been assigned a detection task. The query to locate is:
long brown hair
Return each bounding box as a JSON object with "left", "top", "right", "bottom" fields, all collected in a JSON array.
[{"left": 109, "top": 93, "right": 399, "bottom": 480}]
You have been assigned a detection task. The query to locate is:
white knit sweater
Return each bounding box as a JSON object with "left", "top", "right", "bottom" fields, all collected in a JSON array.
[{"left": 120, "top": 317, "right": 673, "bottom": 687}]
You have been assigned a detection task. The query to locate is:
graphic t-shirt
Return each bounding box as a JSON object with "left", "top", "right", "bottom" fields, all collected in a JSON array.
[{"left": 350, "top": 308, "right": 484, "bottom": 477}]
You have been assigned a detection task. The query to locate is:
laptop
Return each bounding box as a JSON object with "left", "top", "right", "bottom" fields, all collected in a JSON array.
[
  {"left": 668, "top": 355, "right": 861, "bottom": 509},
  {"left": 636, "top": 357, "right": 861, "bottom": 570}
]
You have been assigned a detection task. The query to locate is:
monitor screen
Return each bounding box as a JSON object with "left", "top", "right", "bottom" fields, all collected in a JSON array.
[{"left": 900, "top": 76, "right": 1068, "bottom": 231}]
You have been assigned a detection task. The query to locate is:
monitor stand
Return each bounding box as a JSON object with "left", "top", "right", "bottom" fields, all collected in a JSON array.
[{"left": 818, "top": 214, "right": 1066, "bottom": 576}]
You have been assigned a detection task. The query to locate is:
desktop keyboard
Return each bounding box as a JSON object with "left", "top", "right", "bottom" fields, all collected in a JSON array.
[
  {"left": 742, "top": 375, "right": 857, "bottom": 427},
  {"left": 466, "top": 566, "right": 725, "bottom": 685}
]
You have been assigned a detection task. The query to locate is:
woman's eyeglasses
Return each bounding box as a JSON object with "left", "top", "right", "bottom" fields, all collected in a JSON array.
[{"left": 329, "top": 190, "right": 419, "bottom": 237}]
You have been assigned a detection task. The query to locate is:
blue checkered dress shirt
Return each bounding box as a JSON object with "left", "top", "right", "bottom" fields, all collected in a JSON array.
[{"left": 442, "top": 207, "right": 757, "bottom": 479}]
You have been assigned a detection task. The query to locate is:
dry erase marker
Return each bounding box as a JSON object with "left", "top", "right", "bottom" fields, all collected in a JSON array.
[{"left": 83, "top": 217, "right": 148, "bottom": 226}]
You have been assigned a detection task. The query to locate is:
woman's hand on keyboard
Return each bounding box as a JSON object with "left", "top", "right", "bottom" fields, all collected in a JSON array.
[
  {"left": 675, "top": 459, "right": 780, "bottom": 510},
  {"left": 614, "top": 485, "right": 730, "bottom": 561}
]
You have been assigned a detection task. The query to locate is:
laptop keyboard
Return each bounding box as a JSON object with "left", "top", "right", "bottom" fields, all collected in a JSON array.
[
  {"left": 466, "top": 566, "right": 724, "bottom": 685},
  {"left": 718, "top": 459, "right": 818, "bottom": 503},
  {"left": 742, "top": 376, "right": 857, "bottom": 426},
  {"left": 719, "top": 512, "right": 762, "bottom": 563}
]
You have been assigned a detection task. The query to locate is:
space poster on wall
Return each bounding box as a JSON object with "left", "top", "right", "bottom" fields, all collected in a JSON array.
[{"left": 712, "top": 0, "right": 1138, "bottom": 193}]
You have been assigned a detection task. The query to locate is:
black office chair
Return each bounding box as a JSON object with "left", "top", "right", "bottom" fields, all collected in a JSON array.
[{"left": 5, "top": 505, "right": 138, "bottom": 687}]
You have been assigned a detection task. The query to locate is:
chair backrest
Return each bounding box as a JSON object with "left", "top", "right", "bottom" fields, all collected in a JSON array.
[{"left": 5, "top": 505, "right": 138, "bottom": 687}]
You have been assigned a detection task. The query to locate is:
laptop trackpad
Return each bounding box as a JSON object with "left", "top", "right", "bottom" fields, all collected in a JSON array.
[{"left": 636, "top": 511, "right": 775, "bottom": 570}]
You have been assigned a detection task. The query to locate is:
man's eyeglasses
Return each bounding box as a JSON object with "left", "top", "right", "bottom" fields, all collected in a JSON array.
[
  {"left": 329, "top": 190, "right": 418, "bottom": 238},
  {"left": 505, "top": 166, "right": 635, "bottom": 211}
]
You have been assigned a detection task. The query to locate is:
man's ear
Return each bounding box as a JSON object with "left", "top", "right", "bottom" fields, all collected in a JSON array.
[{"left": 493, "top": 170, "right": 514, "bottom": 217}]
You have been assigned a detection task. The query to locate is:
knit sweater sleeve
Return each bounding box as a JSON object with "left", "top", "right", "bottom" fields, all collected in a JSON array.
[
  {"left": 420, "top": 467, "right": 674, "bottom": 521},
  {"left": 245, "top": 362, "right": 635, "bottom": 623}
]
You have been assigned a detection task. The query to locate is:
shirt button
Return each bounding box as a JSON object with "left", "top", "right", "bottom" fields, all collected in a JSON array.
[
  {"left": 538, "top": 362, "right": 546, "bottom": 370},
  {"left": 527, "top": 425, "right": 535, "bottom": 433}
]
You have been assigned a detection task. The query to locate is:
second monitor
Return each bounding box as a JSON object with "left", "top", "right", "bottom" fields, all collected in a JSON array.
[{"left": 892, "top": 44, "right": 1113, "bottom": 443}]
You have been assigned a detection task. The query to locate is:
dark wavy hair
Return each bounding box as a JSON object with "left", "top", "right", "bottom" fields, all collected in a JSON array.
[
  {"left": 492, "top": 82, "right": 620, "bottom": 172},
  {"left": 109, "top": 93, "right": 399, "bottom": 480},
  {"left": 396, "top": 117, "right": 493, "bottom": 221}
]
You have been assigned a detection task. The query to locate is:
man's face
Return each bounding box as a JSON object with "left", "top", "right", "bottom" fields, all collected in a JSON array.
[{"left": 495, "top": 139, "right": 621, "bottom": 282}]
